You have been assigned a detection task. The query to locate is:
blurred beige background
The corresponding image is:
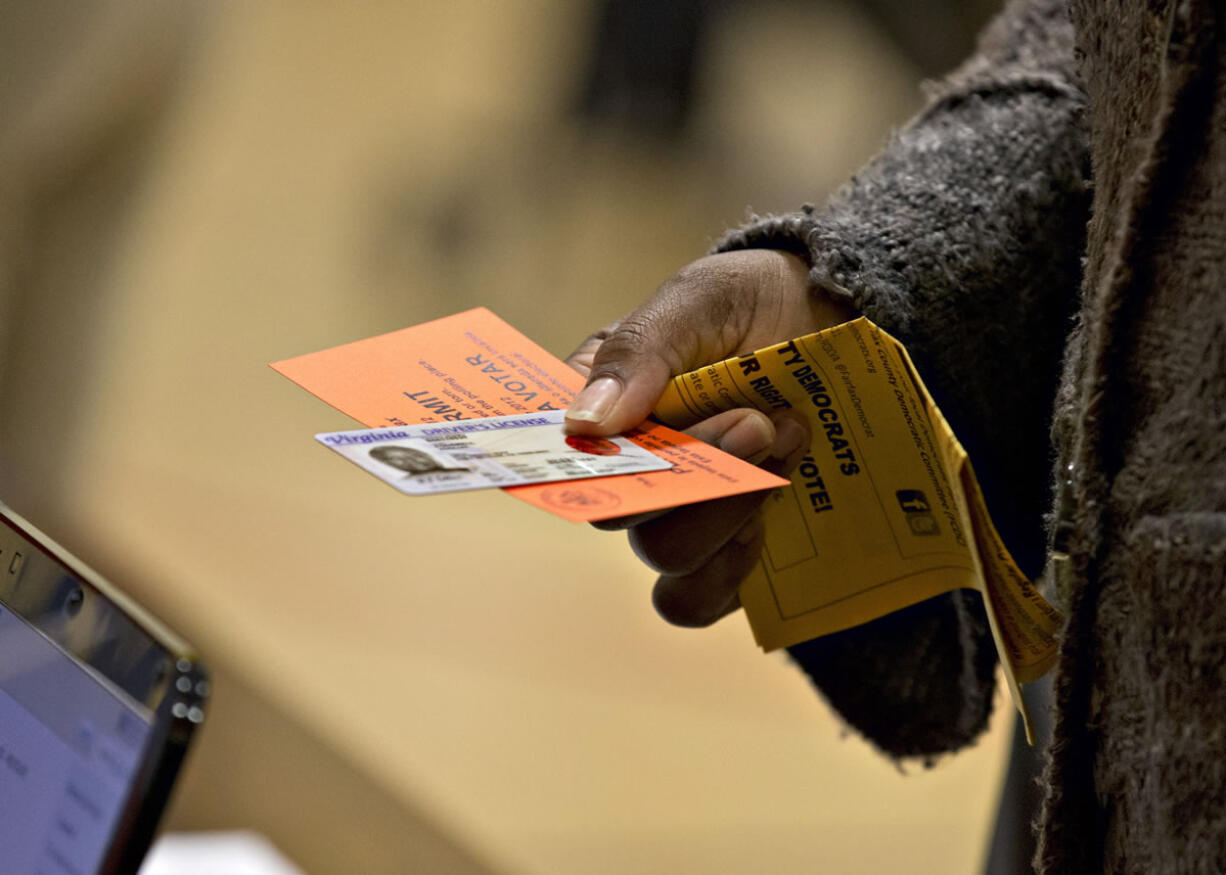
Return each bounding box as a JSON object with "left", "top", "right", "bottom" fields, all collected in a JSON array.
[{"left": 0, "top": 2, "right": 1013, "bottom": 872}]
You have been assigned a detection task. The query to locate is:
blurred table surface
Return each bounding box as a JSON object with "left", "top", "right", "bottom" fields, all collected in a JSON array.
[{"left": 0, "top": 3, "right": 1011, "bottom": 873}]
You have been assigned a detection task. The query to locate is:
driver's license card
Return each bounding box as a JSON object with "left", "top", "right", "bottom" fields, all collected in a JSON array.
[{"left": 316, "top": 409, "right": 672, "bottom": 495}]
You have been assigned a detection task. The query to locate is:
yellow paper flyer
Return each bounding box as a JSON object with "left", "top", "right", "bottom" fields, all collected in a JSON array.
[{"left": 654, "top": 317, "right": 1063, "bottom": 737}]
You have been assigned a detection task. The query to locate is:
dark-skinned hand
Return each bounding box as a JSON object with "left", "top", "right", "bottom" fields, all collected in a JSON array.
[{"left": 563, "top": 249, "right": 855, "bottom": 627}]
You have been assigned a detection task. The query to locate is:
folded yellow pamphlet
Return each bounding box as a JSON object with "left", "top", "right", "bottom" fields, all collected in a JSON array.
[{"left": 655, "top": 317, "right": 1062, "bottom": 739}]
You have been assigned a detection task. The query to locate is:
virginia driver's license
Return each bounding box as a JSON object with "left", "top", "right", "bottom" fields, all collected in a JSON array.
[{"left": 316, "top": 409, "right": 672, "bottom": 495}]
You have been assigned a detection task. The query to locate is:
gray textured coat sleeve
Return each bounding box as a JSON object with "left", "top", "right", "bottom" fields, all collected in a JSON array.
[{"left": 718, "top": 0, "right": 1089, "bottom": 758}]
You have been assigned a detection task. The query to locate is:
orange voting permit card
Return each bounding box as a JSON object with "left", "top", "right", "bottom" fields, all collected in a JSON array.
[{"left": 270, "top": 308, "right": 787, "bottom": 522}]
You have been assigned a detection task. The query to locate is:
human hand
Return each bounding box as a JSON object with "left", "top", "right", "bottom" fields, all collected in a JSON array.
[{"left": 563, "top": 249, "right": 856, "bottom": 626}]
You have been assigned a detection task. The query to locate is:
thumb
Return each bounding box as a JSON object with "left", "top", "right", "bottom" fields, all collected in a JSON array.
[
  {"left": 563, "top": 312, "right": 681, "bottom": 436},
  {"left": 563, "top": 250, "right": 815, "bottom": 436}
]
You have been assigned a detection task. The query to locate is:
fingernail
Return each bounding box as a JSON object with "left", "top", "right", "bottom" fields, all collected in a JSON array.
[
  {"left": 718, "top": 414, "right": 774, "bottom": 459},
  {"left": 771, "top": 416, "right": 808, "bottom": 462},
  {"left": 566, "top": 377, "right": 621, "bottom": 423}
]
